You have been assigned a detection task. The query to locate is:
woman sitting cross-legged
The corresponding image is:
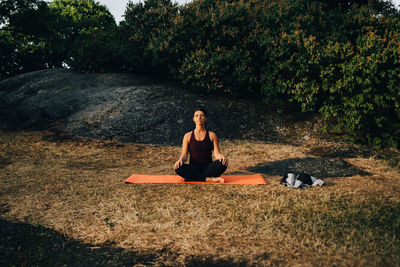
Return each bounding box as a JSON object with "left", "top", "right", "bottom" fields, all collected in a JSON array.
[{"left": 174, "top": 108, "right": 228, "bottom": 183}]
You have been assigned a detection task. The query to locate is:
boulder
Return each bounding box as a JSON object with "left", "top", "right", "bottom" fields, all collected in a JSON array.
[{"left": 0, "top": 68, "right": 283, "bottom": 145}]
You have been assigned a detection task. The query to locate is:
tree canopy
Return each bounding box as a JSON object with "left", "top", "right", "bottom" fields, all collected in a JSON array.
[{"left": 0, "top": 0, "right": 117, "bottom": 77}]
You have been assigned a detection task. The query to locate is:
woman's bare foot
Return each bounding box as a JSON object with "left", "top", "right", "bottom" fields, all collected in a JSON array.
[{"left": 205, "top": 177, "right": 224, "bottom": 183}]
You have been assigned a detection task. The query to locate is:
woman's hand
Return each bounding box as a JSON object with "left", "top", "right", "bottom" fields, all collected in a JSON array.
[
  {"left": 174, "top": 159, "right": 184, "bottom": 169},
  {"left": 218, "top": 155, "right": 228, "bottom": 166}
]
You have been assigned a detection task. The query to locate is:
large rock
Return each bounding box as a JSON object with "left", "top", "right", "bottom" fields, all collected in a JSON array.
[{"left": 0, "top": 68, "right": 288, "bottom": 145}]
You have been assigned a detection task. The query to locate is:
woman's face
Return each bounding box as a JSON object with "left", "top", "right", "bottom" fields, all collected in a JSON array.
[{"left": 193, "top": 110, "right": 207, "bottom": 125}]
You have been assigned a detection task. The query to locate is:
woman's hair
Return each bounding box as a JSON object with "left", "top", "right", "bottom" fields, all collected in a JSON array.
[{"left": 193, "top": 108, "right": 207, "bottom": 117}]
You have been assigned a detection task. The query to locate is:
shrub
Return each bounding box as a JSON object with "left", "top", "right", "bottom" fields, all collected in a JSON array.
[
  {"left": 274, "top": 6, "right": 400, "bottom": 147},
  {"left": 318, "top": 22, "right": 400, "bottom": 147}
]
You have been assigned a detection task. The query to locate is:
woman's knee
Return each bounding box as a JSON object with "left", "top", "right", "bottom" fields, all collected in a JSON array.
[
  {"left": 175, "top": 165, "right": 184, "bottom": 176},
  {"left": 204, "top": 160, "right": 227, "bottom": 177},
  {"left": 214, "top": 160, "right": 227, "bottom": 171}
]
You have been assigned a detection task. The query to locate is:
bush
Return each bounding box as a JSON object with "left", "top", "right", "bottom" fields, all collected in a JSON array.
[
  {"left": 318, "top": 21, "right": 400, "bottom": 147},
  {"left": 273, "top": 6, "right": 400, "bottom": 147}
]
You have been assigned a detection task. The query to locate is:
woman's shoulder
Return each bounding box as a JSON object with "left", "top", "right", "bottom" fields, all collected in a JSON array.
[
  {"left": 208, "top": 130, "right": 217, "bottom": 136},
  {"left": 183, "top": 131, "right": 193, "bottom": 141},
  {"left": 208, "top": 131, "right": 218, "bottom": 140}
]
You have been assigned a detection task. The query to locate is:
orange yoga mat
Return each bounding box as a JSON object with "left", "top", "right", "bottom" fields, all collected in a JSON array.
[{"left": 124, "top": 173, "right": 267, "bottom": 185}]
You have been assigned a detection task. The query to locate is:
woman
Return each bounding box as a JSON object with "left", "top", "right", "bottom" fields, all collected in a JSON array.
[{"left": 174, "top": 108, "right": 228, "bottom": 183}]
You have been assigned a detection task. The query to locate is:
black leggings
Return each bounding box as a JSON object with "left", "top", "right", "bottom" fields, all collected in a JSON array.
[{"left": 175, "top": 160, "right": 227, "bottom": 182}]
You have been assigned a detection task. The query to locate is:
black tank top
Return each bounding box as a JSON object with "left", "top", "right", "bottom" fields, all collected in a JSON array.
[{"left": 189, "top": 130, "right": 213, "bottom": 165}]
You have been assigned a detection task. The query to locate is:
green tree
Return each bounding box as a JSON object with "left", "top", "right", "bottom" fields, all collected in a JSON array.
[
  {"left": 48, "top": 0, "right": 117, "bottom": 72},
  {"left": 0, "top": 0, "right": 118, "bottom": 79},
  {"left": 118, "top": 0, "right": 179, "bottom": 74},
  {"left": 0, "top": 0, "right": 55, "bottom": 79}
]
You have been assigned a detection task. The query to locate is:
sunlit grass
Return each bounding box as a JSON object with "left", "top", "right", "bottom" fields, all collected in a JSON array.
[{"left": 1, "top": 128, "right": 399, "bottom": 266}]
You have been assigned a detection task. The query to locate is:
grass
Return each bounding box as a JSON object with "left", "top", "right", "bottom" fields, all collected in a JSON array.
[{"left": 0, "top": 127, "right": 399, "bottom": 266}]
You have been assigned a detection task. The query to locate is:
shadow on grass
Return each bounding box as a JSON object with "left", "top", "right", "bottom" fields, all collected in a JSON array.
[
  {"left": 0, "top": 219, "right": 145, "bottom": 266},
  {"left": 247, "top": 157, "right": 370, "bottom": 178},
  {"left": 0, "top": 219, "right": 249, "bottom": 266}
]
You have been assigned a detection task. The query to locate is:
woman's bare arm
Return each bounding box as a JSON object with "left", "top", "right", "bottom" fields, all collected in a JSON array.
[
  {"left": 209, "top": 131, "right": 228, "bottom": 166},
  {"left": 174, "top": 132, "right": 190, "bottom": 169}
]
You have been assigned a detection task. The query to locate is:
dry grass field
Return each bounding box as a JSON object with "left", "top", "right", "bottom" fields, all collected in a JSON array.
[{"left": 1, "top": 126, "right": 400, "bottom": 266}]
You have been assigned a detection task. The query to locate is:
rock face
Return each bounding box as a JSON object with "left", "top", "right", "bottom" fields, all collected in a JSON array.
[{"left": 0, "top": 68, "right": 289, "bottom": 145}]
